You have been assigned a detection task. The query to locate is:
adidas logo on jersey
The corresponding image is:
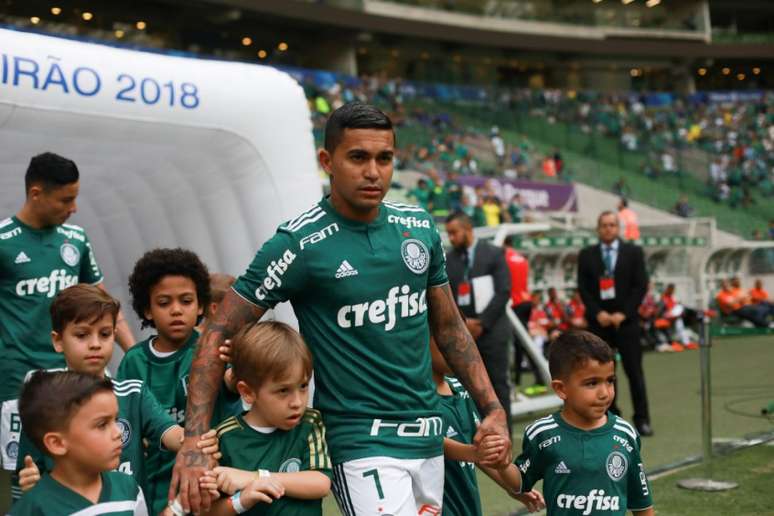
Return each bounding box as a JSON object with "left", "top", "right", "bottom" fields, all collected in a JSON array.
[
  {"left": 14, "top": 252, "right": 30, "bottom": 264},
  {"left": 446, "top": 426, "right": 458, "bottom": 438},
  {"left": 555, "top": 461, "right": 571, "bottom": 474},
  {"left": 335, "top": 260, "right": 359, "bottom": 279}
]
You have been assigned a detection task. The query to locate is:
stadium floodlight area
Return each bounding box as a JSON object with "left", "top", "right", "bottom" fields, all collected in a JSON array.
[{"left": 0, "top": 28, "right": 321, "bottom": 334}]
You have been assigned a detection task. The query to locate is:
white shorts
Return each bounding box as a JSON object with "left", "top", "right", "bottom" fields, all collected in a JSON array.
[
  {"left": 0, "top": 399, "right": 21, "bottom": 471},
  {"left": 332, "top": 455, "right": 444, "bottom": 516}
]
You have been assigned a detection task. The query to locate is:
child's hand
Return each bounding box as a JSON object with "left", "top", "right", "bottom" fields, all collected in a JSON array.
[
  {"left": 219, "top": 339, "right": 233, "bottom": 364},
  {"left": 476, "top": 434, "right": 507, "bottom": 466},
  {"left": 240, "top": 475, "right": 285, "bottom": 508},
  {"left": 208, "top": 466, "right": 258, "bottom": 495},
  {"left": 511, "top": 489, "right": 545, "bottom": 512},
  {"left": 19, "top": 455, "right": 40, "bottom": 492},
  {"left": 196, "top": 429, "right": 221, "bottom": 460},
  {"left": 199, "top": 471, "right": 222, "bottom": 499},
  {"left": 223, "top": 368, "right": 237, "bottom": 393}
]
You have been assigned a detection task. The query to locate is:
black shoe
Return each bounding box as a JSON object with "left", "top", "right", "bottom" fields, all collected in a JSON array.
[{"left": 636, "top": 422, "right": 654, "bottom": 437}]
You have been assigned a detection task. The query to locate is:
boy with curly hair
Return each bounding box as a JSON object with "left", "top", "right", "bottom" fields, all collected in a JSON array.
[{"left": 118, "top": 248, "right": 239, "bottom": 514}]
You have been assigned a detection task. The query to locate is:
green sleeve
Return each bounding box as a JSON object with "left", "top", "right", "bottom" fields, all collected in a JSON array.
[
  {"left": 140, "top": 386, "right": 177, "bottom": 449},
  {"left": 115, "top": 347, "right": 142, "bottom": 381},
  {"left": 9, "top": 496, "right": 43, "bottom": 515},
  {"left": 427, "top": 222, "right": 449, "bottom": 287},
  {"left": 232, "top": 229, "right": 306, "bottom": 309},
  {"left": 514, "top": 430, "right": 542, "bottom": 493},
  {"left": 79, "top": 234, "right": 104, "bottom": 285},
  {"left": 627, "top": 440, "right": 654, "bottom": 511},
  {"left": 300, "top": 412, "right": 333, "bottom": 479}
]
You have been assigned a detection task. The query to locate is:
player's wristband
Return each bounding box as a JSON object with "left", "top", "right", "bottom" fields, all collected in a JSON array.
[
  {"left": 168, "top": 499, "right": 185, "bottom": 516},
  {"left": 258, "top": 469, "right": 271, "bottom": 478},
  {"left": 230, "top": 491, "right": 248, "bottom": 514}
]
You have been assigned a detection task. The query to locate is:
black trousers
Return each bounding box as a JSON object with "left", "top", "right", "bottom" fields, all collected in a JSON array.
[
  {"left": 476, "top": 324, "right": 512, "bottom": 434},
  {"left": 589, "top": 320, "right": 650, "bottom": 425}
]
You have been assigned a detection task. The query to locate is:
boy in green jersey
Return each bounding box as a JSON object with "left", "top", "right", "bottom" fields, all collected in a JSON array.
[
  {"left": 198, "top": 321, "right": 332, "bottom": 516},
  {"left": 11, "top": 371, "right": 147, "bottom": 515},
  {"left": 515, "top": 330, "right": 654, "bottom": 515},
  {"left": 118, "top": 249, "right": 239, "bottom": 514},
  {"left": 14, "top": 285, "right": 219, "bottom": 509},
  {"left": 430, "top": 338, "right": 545, "bottom": 516}
]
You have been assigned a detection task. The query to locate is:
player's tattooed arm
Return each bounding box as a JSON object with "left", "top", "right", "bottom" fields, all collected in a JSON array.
[
  {"left": 428, "top": 284, "right": 511, "bottom": 467},
  {"left": 427, "top": 284, "right": 501, "bottom": 416},
  {"left": 185, "top": 290, "right": 265, "bottom": 439}
]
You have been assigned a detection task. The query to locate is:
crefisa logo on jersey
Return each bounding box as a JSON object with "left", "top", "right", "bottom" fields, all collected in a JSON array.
[
  {"left": 606, "top": 451, "right": 628, "bottom": 481},
  {"left": 116, "top": 418, "right": 132, "bottom": 448},
  {"left": 279, "top": 458, "right": 302, "bottom": 473},
  {"left": 400, "top": 239, "right": 429, "bottom": 274},
  {"left": 60, "top": 243, "right": 80, "bottom": 267}
]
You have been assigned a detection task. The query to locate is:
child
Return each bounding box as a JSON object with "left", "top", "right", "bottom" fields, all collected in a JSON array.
[
  {"left": 13, "top": 285, "right": 218, "bottom": 509},
  {"left": 118, "top": 248, "right": 239, "bottom": 514},
  {"left": 198, "top": 321, "right": 331, "bottom": 515},
  {"left": 12, "top": 371, "right": 147, "bottom": 514},
  {"left": 515, "top": 330, "right": 654, "bottom": 515},
  {"left": 198, "top": 272, "right": 236, "bottom": 333},
  {"left": 430, "top": 338, "right": 544, "bottom": 515}
]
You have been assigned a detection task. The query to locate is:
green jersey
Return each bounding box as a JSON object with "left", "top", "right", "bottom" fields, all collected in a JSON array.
[
  {"left": 440, "top": 376, "right": 482, "bottom": 516},
  {"left": 0, "top": 217, "right": 103, "bottom": 401},
  {"left": 215, "top": 409, "right": 332, "bottom": 516},
  {"left": 428, "top": 184, "right": 451, "bottom": 217},
  {"left": 515, "top": 412, "right": 653, "bottom": 515},
  {"left": 11, "top": 471, "right": 147, "bottom": 516},
  {"left": 116, "top": 332, "right": 240, "bottom": 514},
  {"left": 232, "top": 198, "right": 448, "bottom": 463},
  {"left": 13, "top": 377, "right": 176, "bottom": 509}
]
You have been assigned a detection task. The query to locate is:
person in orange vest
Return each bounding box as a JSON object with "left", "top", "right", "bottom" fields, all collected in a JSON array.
[
  {"left": 749, "top": 278, "right": 771, "bottom": 305},
  {"left": 566, "top": 289, "right": 587, "bottom": 329},
  {"left": 715, "top": 279, "right": 771, "bottom": 327},
  {"left": 617, "top": 198, "right": 640, "bottom": 241},
  {"left": 660, "top": 283, "right": 698, "bottom": 351},
  {"left": 545, "top": 287, "right": 569, "bottom": 332}
]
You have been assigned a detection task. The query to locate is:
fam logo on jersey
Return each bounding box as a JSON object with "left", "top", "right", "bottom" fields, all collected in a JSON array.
[
  {"left": 606, "top": 451, "right": 628, "bottom": 481},
  {"left": 279, "top": 458, "right": 302, "bottom": 473},
  {"left": 60, "top": 243, "right": 80, "bottom": 267},
  {"left": 400, "top": 239, "right": 429, "bottom": 275},
  {"left": 116, "top": 418, "right": 132, "bottom": 448}
]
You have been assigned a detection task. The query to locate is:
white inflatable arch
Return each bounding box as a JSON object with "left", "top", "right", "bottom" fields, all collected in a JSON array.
[{"left": 0, "top": 28, "right": 321, "bottom": 336}]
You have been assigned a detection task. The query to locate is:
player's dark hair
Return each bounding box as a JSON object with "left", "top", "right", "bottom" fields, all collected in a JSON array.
[
  {"left": 324, "top": 102, "right": 395, "bottom": 153},
  {"left": 19, "top": 371, "right": 114, "bottom": 456},
  {"left": 548, "top": 330, "right": 614, "bottom": 380},
  {"left": 232, "top": 321, "right": 313, "bottom": 389},
  {"left": 25, "top": 152, "right": 80, "bottom": 193},
  {"left": 128, "top": 248, "right": 211, "bottom": 329},
  {"left": 51, "top": 284, "right": 120, "bottom": 334},
  {"left": 445, "top": 211, "right": 473, "bottom": 228},
  {"left": 597, "top": 210, "right": 618, "bottom": 227},
  {"left": 206, "top": 273, "right": 236, "bottom": 318}
]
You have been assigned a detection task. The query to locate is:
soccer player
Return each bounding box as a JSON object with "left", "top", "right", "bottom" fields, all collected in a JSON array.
[
  {"left": 198, "top": 321, "right": 331, "bottom": 515},
  {"left": 515, "top": 330, "right": 654, "bottom": 515},
  {"left": 11, "top": 371, "right": 146, "bottom": 515},
  {"left": 118, "top": 249, "right": 239, "bottom": 514},
  {"left": 430, "top": 337, "right": 544, "bottom": 515},
  {"left": 172, "top": 102, "right": 510, "bottom": 515},
  {"left": 13, "top": 285, "right": 219, "bottom": 510},
  {"left": 0, "top": 152, "right": 134, "bottom": 475}
]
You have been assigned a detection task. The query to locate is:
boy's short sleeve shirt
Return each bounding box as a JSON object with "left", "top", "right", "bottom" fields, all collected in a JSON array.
[
  {"left": 439, "top": 376, "right": 482, "bottom": 516},
  {"left": 515, "top": 412, "right": 653, "bottom": 515},
  {"left": 11, "top": 471, "right": 147, "bottom": 516},
  {"left": 216, "top": 409, "right": 332, "bottom": 515},
  {"left": 232, "top": 198, "right": 448, "bottom": 463},
  {"left": 0, "top": 219, "right": 103, "bottom": 401}
]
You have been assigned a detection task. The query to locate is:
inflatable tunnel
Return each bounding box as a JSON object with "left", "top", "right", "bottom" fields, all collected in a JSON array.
[{"left": 0, "top": 28, "right": 322, "bottom": 334}]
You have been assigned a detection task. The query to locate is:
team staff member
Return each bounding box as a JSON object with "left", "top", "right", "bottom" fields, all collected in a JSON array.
[
  {"left": 445, "top": 212, "right": 513, "bottom": 433},
  {"left": 170, "top": 103, "right": 511, "bottom": 515},
  {"left": 0, "top": 153, "right": 134, "bottom": 476},
  {"left": 577, "top": 211, "right": 652, "bottom": 436}
]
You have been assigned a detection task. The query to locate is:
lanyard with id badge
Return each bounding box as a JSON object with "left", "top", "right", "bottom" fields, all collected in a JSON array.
[
  {"left": 457, "top": 248, "right": 473, "bottom": 307},
  {"left": 600, "top": 245, "right": 616, "bottom": 300}
]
